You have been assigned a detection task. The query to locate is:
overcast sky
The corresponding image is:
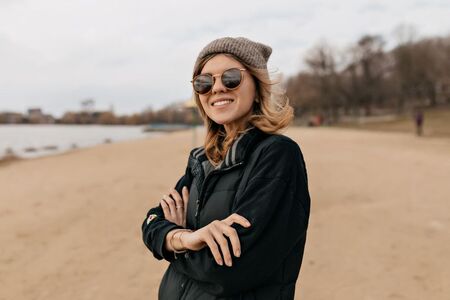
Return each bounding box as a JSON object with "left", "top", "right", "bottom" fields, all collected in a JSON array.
[{"left": 1, "top": 0, "right": 449, "bottom": 117}]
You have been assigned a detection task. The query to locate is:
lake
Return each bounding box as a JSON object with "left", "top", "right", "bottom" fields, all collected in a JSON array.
[{"left": 0, "top": 124, "right": 163, "bottom": 159}]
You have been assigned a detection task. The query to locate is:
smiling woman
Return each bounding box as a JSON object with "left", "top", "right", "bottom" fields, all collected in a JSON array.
[{"left": 141, "top": 37, "right": 311, "bottom": 300}]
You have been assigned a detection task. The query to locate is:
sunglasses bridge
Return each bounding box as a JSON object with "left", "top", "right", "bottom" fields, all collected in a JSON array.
[{"left": 209, "top": 68, "right": 246, "bottom": 81}]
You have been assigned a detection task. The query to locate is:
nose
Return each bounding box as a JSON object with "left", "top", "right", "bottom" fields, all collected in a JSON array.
[{"left": 211, "top": 75, "right": 227, "bottom": 94}]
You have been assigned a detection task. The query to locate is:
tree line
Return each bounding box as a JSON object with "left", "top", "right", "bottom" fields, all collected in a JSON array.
[
  {"left": 0, "top": 104, "right": 202, "bottom": 125},
  {"left": 58, "top": 105, "right": 201, "bottom": 125},
  {"left": 286, "top": 29, "right": 450, "bottom": 124}
]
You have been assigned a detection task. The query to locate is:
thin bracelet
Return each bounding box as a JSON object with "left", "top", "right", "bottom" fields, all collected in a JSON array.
[
  {"left": 177, "top": 230, "right": 192, "bottom": 250},
  {"left": 169, "top": 229, "right": 184, "bottom": 253},
  {"left": 170, "top": 229, "right": 191, "bottom": 253}
]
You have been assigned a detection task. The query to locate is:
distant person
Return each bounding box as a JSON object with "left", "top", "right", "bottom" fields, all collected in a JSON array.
[
  {"left": 141, "top": 37, "right": 311, "bottom": 299},
  {"left": 414, "top": 109, "right": 424, "bottom": 136}
]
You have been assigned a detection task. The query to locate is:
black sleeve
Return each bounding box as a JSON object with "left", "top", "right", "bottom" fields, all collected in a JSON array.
[
  {"left": 141, "top": 169, "right": 192, "bottom": 262},
  {"left": 171, "top": 139, "right": 311, "bottom": 296}
]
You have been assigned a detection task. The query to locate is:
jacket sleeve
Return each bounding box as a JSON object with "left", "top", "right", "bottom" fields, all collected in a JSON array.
[
  {"left": 141, "top": 170, "right": 192, "bottom": 262},
  {"left": 171, "top": 138, "right": 311, "bottom": 296}
]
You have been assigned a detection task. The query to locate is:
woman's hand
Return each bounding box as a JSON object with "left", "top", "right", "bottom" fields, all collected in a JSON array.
[
  {"left": 181, "top": 213, "right": 251, "bottom": 267},
  {"left": 161, "top": 186, "right": 189, "bottom": 227}
]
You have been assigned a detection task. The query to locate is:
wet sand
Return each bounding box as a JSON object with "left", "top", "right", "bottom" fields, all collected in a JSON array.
[{"left": 1, "top": 127, "right": 449, "bottom": 299}]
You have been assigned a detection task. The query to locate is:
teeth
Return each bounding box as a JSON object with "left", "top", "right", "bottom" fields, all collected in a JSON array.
[{"left": 212, "top": 99, "right": 233, "bottom": 106}]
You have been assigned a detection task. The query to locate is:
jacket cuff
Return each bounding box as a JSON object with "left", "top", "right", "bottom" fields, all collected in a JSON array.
[{"left": 155, "top": 222, "right": 184, "bottom": 262}]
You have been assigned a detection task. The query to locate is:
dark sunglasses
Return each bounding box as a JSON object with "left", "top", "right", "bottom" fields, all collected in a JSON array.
[{"left": 191, "top": 68, "right": 247, "bottom": 95}]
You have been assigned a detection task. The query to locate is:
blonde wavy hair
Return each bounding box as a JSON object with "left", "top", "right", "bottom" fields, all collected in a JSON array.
[{"left": 193, "top": 53, "right": 294, "bottom": 166}]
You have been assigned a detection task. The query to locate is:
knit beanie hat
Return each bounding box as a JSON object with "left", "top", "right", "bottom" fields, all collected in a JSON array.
[{"left": 194, "top": 37, "right": 272, "bottom": 72}]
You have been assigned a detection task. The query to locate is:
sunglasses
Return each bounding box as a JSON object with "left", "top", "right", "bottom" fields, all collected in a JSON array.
[{"left": 191, "top": 68, "right": 247, "bottom": 95}]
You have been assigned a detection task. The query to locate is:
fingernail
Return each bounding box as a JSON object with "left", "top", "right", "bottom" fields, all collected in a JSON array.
[
  {"left": 218, "top": 260, "right": 223, "bottom": 266},
  {"left": 236, "top": 250, "right": 241, "bottom": 257}
]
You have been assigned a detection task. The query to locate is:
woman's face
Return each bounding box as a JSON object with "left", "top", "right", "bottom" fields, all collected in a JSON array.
[{"left": 198, "top": 54, "right": 256, "bottom": 131}]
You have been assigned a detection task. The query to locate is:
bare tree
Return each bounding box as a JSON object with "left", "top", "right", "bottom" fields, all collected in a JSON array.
[
  {"left": 351, "top": 35, "right": 386, "bottom": 115},
  {"left": 286, "top": 31, "right": 450, "bottom": 122},
  {"left": 304, "top": 41, "right": 342, "bottom": 122}
]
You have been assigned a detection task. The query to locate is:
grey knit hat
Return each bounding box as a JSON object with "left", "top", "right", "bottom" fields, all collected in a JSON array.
[{"left": 194, "top": 37, "right": 272, "bottom": 72}]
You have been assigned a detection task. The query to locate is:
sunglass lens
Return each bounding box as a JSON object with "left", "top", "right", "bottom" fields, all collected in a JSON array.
[
  {"left": 193, "top": 75, "right": 213, "bottom": 94},
  {"left": 222, "top": 68, "right": 242, "bottom": 89}
]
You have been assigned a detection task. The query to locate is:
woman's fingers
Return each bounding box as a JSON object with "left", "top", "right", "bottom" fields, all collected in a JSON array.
[
  {"left": 210, "top": 222, "right": 233, "bottom": 266},
  {"left": 162, "top": 194, "right": 177, "bottom": 219},
  {"left": 221, "top": 225, "right": 241, "bottom": 257},
  {"left": 182, "top": 186, "right": 189, "bottom": 227},
  {"left": 220, "top": 214, "right": 248, "bottom": 258},
  {"left": 170, "top": 188, "right": 184, "bottom": 209},
  {"left": 182, "top": 212, "right": 250, "bottom": 267},
  {"left": 182, "top": 186, "right": 189, "bottom": 214},
  {"left": 170, "top": 188, "right": 185, "bottom": 221},
  {"left": 203, "top": 235, "right": 223, "bottom": 266},
  {"left": 161, "top": 187, "right": 189, "bottom": 227},
  {"left": 160, "top": 199, "right": 171, "bottom": 219},
  {"left": 224, "top": 213, "right": 251, "bottom": 228}
]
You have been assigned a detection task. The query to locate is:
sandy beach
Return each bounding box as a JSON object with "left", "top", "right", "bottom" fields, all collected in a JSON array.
[{"left": 1, "top": 126, "right": 449, "bottom": 300}]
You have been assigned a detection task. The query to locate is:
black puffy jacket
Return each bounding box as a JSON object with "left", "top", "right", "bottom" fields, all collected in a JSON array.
[{"left": 142, "top": 126, "right": 311, "bottom": 299}]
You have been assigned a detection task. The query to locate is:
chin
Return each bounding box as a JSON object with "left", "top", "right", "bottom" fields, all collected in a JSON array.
[
  {"left": 206, "top": 113, "right": 232, "bottom": 125},
  {"left": 207, "top": 111, "right": 249, "bottom": 127},
  {"left": 211, "top": 118, "right": 232, "bottom": 125}
]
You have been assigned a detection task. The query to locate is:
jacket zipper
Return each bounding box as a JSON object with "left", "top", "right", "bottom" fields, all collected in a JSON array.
[{"left": 195, "top": 161, "right": 244, "bottom": 228}]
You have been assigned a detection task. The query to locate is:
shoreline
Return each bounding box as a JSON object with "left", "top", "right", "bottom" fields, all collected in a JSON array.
[{"left": 0, "top": 124, "right": 164, "bottom": 160}]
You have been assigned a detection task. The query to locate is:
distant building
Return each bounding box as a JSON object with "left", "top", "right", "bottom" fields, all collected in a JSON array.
[
  {"left": 27, "top": 108, "right": 55, "bottom": 124},
  {"left": 0, "top": 112, "right": 24, "bottom": 124},
  {"left": 60, "top": 110, "right": 116, "bottom": 124}
]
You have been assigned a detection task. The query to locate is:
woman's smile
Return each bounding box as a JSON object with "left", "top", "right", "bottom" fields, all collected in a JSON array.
[{"left": 211, "top": 98, "right": 235, "bottom": 108}]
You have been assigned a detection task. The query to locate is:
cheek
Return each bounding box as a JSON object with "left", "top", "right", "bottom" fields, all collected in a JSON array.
[
  {"left": 198, "top": 96, "right": 216, "bottom": 119},
  {"left": 247, "top": 89, "right": 256, "bottom": 103},
  {"left": 199, "top": 96, "right": 209, "bottom": 110},
  {"left": 240, "top": 82, "right": 256, "bottom": 107}
]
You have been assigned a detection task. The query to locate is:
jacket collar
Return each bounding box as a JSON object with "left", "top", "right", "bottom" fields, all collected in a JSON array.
[{"left": 190, "top": 126, "right": 268, "bottom": 170}]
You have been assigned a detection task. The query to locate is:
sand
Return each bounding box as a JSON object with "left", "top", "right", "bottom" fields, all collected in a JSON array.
[{"left": 1, "top": 127, "right": 449, "bottom": 300}]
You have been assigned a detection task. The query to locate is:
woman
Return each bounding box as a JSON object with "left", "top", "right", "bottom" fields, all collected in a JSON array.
[{"left": 142, "top": 37, "right": 311, "bottom": 300}]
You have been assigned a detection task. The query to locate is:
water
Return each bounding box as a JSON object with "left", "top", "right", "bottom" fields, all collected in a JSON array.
[{"left": 0, "top": 124, "right": 163, "bottom": 159}]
